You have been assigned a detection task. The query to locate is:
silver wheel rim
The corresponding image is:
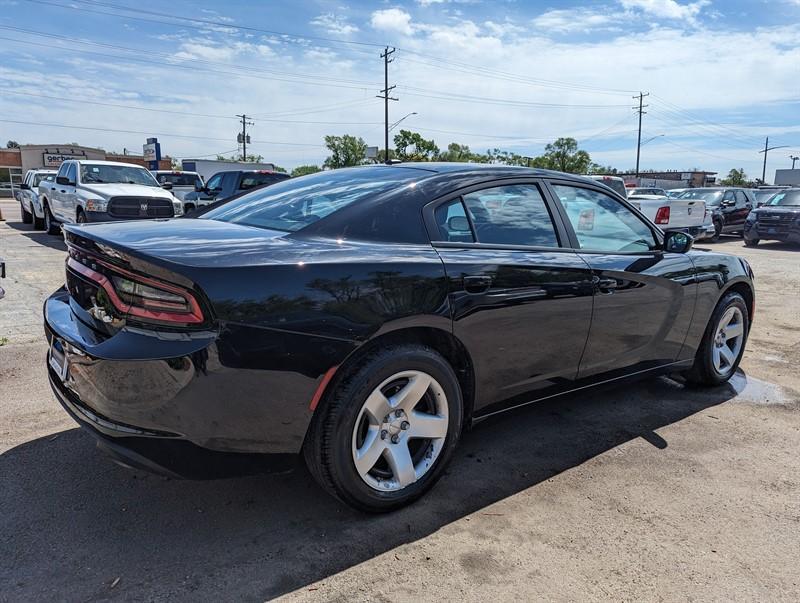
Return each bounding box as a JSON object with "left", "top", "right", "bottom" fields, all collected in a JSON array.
[
  {"left": 712, "top": 306, "right": 745, "bottom": 376},
  {"left": 351, "top": 370, "right": 449, "bottom": 492}
]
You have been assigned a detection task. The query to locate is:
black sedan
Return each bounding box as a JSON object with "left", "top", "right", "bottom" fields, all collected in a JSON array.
[{"left": 44, "top": 164, "right": 755, "bottom": 512}]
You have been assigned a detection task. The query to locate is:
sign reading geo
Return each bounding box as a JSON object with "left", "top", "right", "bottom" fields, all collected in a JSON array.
[{"left": 42, "top": 152, "right": 86, "bottom": 167}]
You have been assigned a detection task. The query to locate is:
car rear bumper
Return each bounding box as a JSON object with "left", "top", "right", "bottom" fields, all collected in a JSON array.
[{"left": 43, "top": 287, "right": 328, "bottom": 475}]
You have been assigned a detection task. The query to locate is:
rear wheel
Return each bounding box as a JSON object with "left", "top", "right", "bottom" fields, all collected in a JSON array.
[
  {"left": 44, "top": 203, "right": 60, "bottom": 235},
  {"left": 76, "top": 209, "right": 87, "bottom": 224},
  {"left": 685, "top": 292, "right": 749, "bottom": 386},
  {"left": 20, "top": 201, "right": 33, "bottom": 224},
  {"left": 304, "top": 344, "right": 463, "bottom": 512}
]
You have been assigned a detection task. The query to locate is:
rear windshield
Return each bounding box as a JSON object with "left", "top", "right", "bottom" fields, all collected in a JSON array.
[
  {"left": 765, "top": 190, "right": 800, "bottom": 206},
  {"left": 200, "top": 167, "right": 421, "bottom": 232},
  {"left": 33, "top": 173, "right": 55, "bottom": 187},
  {"left": 679, "top": 189, "right": 723, "bottom": 205},
  {"left": 591, "top": 177, "right": 627, "bottom": 198},
  {"left": 155, "top": 172, "right": 202, "bottom": 187},
  {"left": 239, "top": 172, "right": 290, "bottom": 191}
]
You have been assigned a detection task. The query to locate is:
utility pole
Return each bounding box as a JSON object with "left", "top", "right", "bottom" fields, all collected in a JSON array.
[
  {"left": 758, "top": 137, "right": 790, "bottom": 184},
  {"left": 790, "top": 155, "right": 799, "bottom": 170},
  {"left": 236, "top": 114, "right": 254, "bottom": 161},
  {"left": 633, "top": 92, "right": 649, "bottom": 178},
  {"left": 377, "top": 46, "right": 397, "bottom": 164}
]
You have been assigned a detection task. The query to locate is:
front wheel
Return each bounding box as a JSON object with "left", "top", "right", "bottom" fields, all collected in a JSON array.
[
  {"left": 44, "top": 203, "right": 60, "bottom": 235},
  {"left": 684, "top": 292, "right": 749, "bottom": 386},
  {"left": 304, "top": 344, "right": 463, "bottom": 512}
]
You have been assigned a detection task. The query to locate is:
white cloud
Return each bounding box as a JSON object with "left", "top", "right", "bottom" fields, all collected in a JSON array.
[
  {"left": 620, "top": 0, "right": 710, "bottom": 22},
  {"left": 532, "top": 8, "right": 617, "bottom": 34},
  {"left": 310, "top": 13, "right": 359, "bottom": 36},
  {"left": 173, "top": 40, "right": 275, "bottom": 62},
  {"left": 370, "top": 8, "right": 415, "bottom": 36}
]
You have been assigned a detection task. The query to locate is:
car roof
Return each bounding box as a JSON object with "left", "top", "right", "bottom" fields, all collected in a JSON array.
[{"left": 72, "top": 160, "right": 148, "bottom": 169}]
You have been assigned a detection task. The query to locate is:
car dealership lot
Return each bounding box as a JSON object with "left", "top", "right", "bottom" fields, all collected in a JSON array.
[{"left": 1, "top": 198, "right": 798, "bottom": 601}]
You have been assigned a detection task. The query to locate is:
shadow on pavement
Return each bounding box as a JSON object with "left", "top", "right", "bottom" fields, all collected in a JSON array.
[
  {"left": 5, "top": 219, "right": 67, "bottom": 252},
  {"left": 1, "top": 373, "right": 741, "bottom": 600}
]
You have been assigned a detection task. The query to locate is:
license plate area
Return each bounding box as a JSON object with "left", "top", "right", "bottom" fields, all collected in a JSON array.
[{"left": 49, "top": 338, "right": 69, "bottom": 382}]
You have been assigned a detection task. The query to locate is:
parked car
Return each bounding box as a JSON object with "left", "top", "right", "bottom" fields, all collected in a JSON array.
[
  {"left": 665, "top": 188, "right": 688, "bottom": 198},
  {"left": 183, "top": 170, "right": 290, "bottom": 206},
  {"left": 752, "top": 188, "right": 786, "bottom": 207},
  {"left": 17, "top": 169, "right": 57, "bottom": 229},
  {"left": 677, "top": 187, "right": 755, "bottom": 242},
  {"left": 588, "top": 174, "right": 627, "bottom": 198},
  {"left": 627, "top": 193, "right": 711, "bottom": 240},
  {"left": 629, "top": 187, "right": 668, "bottom": 197},
  {"left": 38, "top": 160, "right": 183, "bottom": 235},
  {"left": 743, "top": 188, "right": 800, "bottom": 246},
  {"left": 151, "top": 170, "right": 204, "bottom": 204},
  {"left": 44, "top": 164, "right": 754, "bottom": 512}
]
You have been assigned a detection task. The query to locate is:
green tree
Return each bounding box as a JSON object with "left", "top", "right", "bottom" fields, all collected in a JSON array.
[
  {"left": 536, "top": 137, "right": 592, "bottom": 173},
  {"left": 323, "top": 134, "right": 368, "bottom": 168},
  {"left": 720, "top": 168, "right": 749, "bottom": 186},
  {"left": 437, "top": 142, "right": 488, "bottom": 162},
  {"left": 272, "top": 165, "right": 287, "bottom": 173},
  {"left": 291, "top": 164, "right": 322, "bottom": 177},
  {"left": 6, "top": 140, "right": 19, "bottom": 149},
  {"left": 393, "top": 129, "right": 439, "bottom": 161},
  {"left": 486, "top": 148, "right": 529, "bottom": 166}
]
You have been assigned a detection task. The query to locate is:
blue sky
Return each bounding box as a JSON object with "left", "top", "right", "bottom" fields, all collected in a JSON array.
[{"left": 1, "top": 0, "right": 798, "bottom": 179}]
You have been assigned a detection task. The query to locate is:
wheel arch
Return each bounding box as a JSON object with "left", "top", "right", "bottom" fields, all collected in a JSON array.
[
  {"left": 722, "top": 279, "right": 754, "bottom": 323},
  {"left": 312, "top": 326, "right": 476, "bottom": 430}
]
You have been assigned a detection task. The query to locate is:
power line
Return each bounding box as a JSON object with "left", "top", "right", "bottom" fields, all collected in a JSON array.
[
  {"left": 20, "top": 0, "right": 640, "bottom": 98},
  {"left": 0, "top": 28, "right": 380, "bottom": 90},
  {"left": 21, "top": 0, "right": 386, "bottom": 49},
  {"left": 400, "top": 88, "right": 630, "bottom": 109},
  {"left": 0, "top": 89, "right": 382, "bottom": 124},
  {"left": 0, "top": 118, "right": 327, "bottom": 147}
]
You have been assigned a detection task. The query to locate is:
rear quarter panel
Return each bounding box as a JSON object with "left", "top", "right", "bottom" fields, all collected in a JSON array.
[{"left": 678, "top": 249, "right": 754, "bottom": 361}]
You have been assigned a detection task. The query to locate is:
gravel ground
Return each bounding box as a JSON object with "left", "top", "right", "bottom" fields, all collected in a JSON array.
[{"left": 1, "top": 199, "right": 798, "bottom": 602}]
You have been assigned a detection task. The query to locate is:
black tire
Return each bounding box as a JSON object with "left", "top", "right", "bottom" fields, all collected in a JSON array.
[
  {"left": 744, "top": 238, "right": 759, "bottom": 247},
  {"left": 33, "top": 214, "right": 45, "bottom": 230},
  {"left": 304, "top": 344, "right": 463, "bottom": 513},
  {"left": 44, "top": 202, "right": 60, "bottom": 235},
  {"left": 684, "top": 291, "right": 749, "bottom": 387},
  {"left": 76, "top": 209, "right": 87, "bottom": 224},
  {"left": 20, "top": 202, "right": 33, "bottom": 224},
  {"left": 709, "top": 220, "right": 722, "bottom": 242},
  {"left": 184, "top": 203, "right": 195, "bottom": 214}
]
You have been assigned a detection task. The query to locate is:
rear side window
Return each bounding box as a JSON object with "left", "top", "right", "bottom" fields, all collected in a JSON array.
[
  {"left": 434, "top": 199, "right": 474, "bottom": 243},
  {"left": 553, "top": 184, "right": 656, "bottom": 252},
  {"left": 462, "top": 184, "right": 559, "bottom": 248}
]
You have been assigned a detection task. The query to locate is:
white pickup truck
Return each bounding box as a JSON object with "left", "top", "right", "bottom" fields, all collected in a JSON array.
[
  {"left": 17, "top": 169, "right": 57, "bottom": 229},
  {"left": 628, "top": 194, "right": 715, "bottom": 241},
  {"left": 38, "top": 160, "right": 183, "bottom": 234}
]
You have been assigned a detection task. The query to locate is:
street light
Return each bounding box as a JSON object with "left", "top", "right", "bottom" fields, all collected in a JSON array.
[
  {"left": 389, "top": 112, "right": 417, "bottom": 132},
  {"left": 790, "top": 155, "right": 799, "bottom": 170}
]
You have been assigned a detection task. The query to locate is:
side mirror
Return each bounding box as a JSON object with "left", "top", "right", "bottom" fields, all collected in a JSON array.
[
  {"left": 161, "top": 182, "right": 173, "bottom": 190},
  {"left": 447, "top": 216, "right": 470, "bottom": 232},
  {"left": 20, "top": 182, "right": 30, "bottom": 190},
  {"left": 663, "top": 230, "right": 694, "bottom": 254},
  {"left": 56, "top": 176, "right": 74, "bottom": 186},
  {"left": 194, "top": 182, "right": 205, "bottom": 193}
]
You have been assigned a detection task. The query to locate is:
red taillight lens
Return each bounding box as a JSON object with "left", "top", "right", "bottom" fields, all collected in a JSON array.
[
  {"left": 654, "top": 206, "right": 671, "bottom": 225},
  {"left": 67, "top": 256, "right": 204, "bottom": 325}
]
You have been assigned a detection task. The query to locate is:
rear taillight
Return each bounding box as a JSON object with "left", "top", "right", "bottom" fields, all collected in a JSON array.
[
  {"left": 654, "top": 206, "right": 671, "bottom": 225},
  {"left": 67, "top": 253, "right": 204, "bottom": 325}
]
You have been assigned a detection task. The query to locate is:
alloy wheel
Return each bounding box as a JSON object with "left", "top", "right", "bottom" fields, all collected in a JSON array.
[
  {"left": 351, "top": 370, "right": 449, "bottom": 492},
  {"left": 712, "top": 306, "right": 745, "bottom": 376}
]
